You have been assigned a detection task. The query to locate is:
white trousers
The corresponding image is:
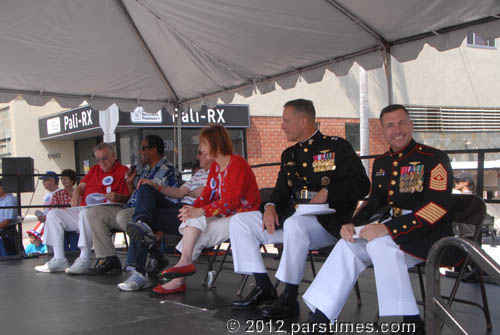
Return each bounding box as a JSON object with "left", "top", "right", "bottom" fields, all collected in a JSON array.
[
  {"left": 302, "top": 235, "right": 422, "bottom": 320},
  {"left": 176, "top": 215, "right": 232, "bottom": 260},
  {"left": 230, "top": 211, "right": 337, "bottom": 285},
  {"left": 44, "top": 207, "right": 93, "bottom": 255}
]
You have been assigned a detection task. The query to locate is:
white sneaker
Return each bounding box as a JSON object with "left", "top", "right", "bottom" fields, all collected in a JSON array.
[
  {"left": 118, "top": 270, "right": 151, "bottom": 291},
  {"left": 34, "top": 258, "right": 69, "bottom": 273},
  {"left": 65, "top": 257, "right": 90, "bottom": 275}
]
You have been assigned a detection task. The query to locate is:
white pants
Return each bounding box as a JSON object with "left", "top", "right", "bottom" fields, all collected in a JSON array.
[
  {"left": 44, "top": 207, "right": 93, "bottom": 256},
  {"left": 230, "top": 211, "right": 337, "bottom": 285},
  {"left": 302, "top": 235, "right": 422, "bottom": 319},
  {"left": 176, "top": 215, "right": 232, "bottom": 260}
]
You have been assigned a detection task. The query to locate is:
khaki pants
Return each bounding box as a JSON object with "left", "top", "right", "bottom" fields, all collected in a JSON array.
[{"left": 86, "top": 206, "right": 132, "bottom": 258}]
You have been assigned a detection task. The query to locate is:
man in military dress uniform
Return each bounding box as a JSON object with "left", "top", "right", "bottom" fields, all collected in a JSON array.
[
  {"left": 230, "top": 99, "right": 370, "bottom": 318},
  {"left": 302, "top": 104, "right": 455, "bottom": 333}
]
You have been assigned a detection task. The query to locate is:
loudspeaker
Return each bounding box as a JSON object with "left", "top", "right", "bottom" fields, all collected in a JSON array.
[{"left": 2, "top": 157, "right": 35, "bottom": 193}]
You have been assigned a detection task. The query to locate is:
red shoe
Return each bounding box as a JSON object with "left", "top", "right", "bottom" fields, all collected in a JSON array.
[
  {"left": 160, "top": 264, "right": 196, "bottom": 280},
  {"left": 152, "top": 283, "right": 186, "bottom": 295}
]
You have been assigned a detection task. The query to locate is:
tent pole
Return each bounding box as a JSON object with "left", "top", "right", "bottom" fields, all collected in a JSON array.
[
  {"left": 359, "top": 67, "right": 370, "bottom": 172},
  {"left": 176, "top": 104, "right": 183, "bottom": 173},
  {"left": 383, "top": 47, "right": 393, "bottom": 104}
]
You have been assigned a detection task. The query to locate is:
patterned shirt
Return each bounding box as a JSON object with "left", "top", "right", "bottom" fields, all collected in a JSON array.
[
  {"left": 194, "top": 155, "right": 260, "bottom": 217},
  {"left": 49, "top": 189, "right": 73, "bottom": 208},
  {"left": 181, "top": 168, "right": 209, "bottom": 205},
  {"left": 126, "top": 158, "right": 179, "bottom": 208}
]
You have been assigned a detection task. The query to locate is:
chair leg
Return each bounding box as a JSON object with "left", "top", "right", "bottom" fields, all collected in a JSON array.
[
  {"left": 446, "top": 257, "right": 492, "bottom": 332},
  {"left": 308, "top": 250, "right": 317, "bottom": 277},
  {"left": 208, "top": 243, "right": 231, "bottom": 289},
  {"left": 354, "top": 281, "right": 362, "bottom": 305},
  {"left": 237, "top": 274, "right": 249, "bottom": 297},
  {"left": 122, "top": 231, "right": 129, "bottom": 250},
  {"left": 203, "top": 244, "right": 222, "bottom": 287},
  {"left": 417, "top": 264, "right": 425, "bottom": 304},
  {"left": 477, "top": 269, "right": 493, "bottom": 331}
]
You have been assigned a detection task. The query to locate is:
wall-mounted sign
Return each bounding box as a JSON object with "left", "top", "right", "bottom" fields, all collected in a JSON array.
[
  {"left": 131, "top": 106, "right": 162, "bottom": 123},
  {"left": 120, "top": 104, "right": 250, "bottom": 128},
  {"left": 46, "top": 117, "right": 61, "bottom": 135},
  {"left": 39, "top": 106, "right": 100, "bottom": 140}
]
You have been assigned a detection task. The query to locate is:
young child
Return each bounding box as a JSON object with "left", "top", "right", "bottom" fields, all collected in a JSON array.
[{"left": 25, "top": 222, "right": 47, "bottom": 255}]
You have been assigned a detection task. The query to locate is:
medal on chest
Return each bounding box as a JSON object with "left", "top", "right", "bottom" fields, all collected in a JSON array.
[
  {"left": 312, "top": 151, "right": 336, "bottom": 173},
  {"left": 399, "top": 163, "right": 424, "bottom": 193}
]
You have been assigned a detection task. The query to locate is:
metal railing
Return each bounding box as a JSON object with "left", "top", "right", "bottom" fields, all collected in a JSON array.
[{"left": 425, "top": 237, "right": 500, "bottom": 335}]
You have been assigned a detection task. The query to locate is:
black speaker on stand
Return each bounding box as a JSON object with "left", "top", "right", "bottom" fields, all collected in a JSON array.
[{"left": 2, "top": 157, "right": 35, "bottom": 257}]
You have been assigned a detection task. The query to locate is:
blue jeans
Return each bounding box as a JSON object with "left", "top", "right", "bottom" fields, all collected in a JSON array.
[
  {"left": 129, "top": 184, "right": 184, "bottom": 271},
  {"left": 132, "top": 184, "right": 179, "bottom": 225},
  {"left": 125, "top": 239, "right": 148, "bottom": 269}
]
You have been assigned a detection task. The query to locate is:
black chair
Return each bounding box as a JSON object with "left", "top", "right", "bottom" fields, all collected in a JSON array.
[
  {"left": 438, "top": 194, "right": 492, "bottom": 332},
  {"left": 372, "top": 194, "right": 491, "bottom": 333},
  {"left": 403, "top": 194, "right": 492, "bottom": 332}
]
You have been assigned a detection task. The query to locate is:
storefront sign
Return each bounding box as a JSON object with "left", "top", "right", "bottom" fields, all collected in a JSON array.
[
  {"left": 39, "top": 106, "right": 100, "bottom": 140},
  {"left": 120, "top": 104, "right": 250, "bottom": 128},
  {"left": 130, "top": 106, "right": 162, "bottom": 123}
]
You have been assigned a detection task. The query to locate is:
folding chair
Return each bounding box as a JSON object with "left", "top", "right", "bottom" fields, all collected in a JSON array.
[
  {"left": 434, "top": 194, "right": 492, "bottom": 332},
  {"left": 202, "top": 241, "right": 232, "bottom": 289},
  {"left": 374, "top": 195, "right": 492, "bottom": 332}
]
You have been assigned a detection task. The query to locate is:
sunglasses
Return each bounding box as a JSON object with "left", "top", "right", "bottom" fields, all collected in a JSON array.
[{"left": 95, "top": 156, "right": 109, "bottom": 162}]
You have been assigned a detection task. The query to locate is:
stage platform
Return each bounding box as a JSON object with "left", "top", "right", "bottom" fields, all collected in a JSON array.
[{"left": 1, "top": 251, "right": 499, "bottom": 335}]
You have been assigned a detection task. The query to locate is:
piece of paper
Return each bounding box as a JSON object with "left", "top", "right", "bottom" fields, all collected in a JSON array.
[
  {"left": 86, "top": 193, "right": 107, "bottom": 205},
  {"left": 352, "top": 225, "right": 365, "bottom": 239},
  {"left": 293, "top": 204, "right": 336, "bottom": 216}
]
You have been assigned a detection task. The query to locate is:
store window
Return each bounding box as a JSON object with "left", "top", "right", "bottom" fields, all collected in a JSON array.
[
  {"left": 75, "top": 137, "right": 101, "bottom": 174},
  {"left": 118, "top": 130, "right": 141, "bottom": 168},
  {"left": 345, "top": 123, "right": 360, "bottom": 152}
]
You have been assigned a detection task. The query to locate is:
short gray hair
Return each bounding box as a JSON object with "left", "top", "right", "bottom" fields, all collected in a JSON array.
[{"left": 93, "top": 142, "right": 116, "bottom": 156}]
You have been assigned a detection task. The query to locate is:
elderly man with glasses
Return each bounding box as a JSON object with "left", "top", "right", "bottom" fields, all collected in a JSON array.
[
  {"left": 83, "top": 134, "right": 180, "bottom": 276},
  {"left": 35, "top": 142, "right": 130, "bottom": 274}
]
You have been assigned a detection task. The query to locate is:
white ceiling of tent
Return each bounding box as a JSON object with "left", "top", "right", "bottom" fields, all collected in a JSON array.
[{"left": 0, "top": 0, "right": 499, "bottom": 112}]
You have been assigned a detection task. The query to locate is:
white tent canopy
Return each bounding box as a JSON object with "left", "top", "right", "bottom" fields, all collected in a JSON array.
[{"left": 0, "top": 0, "right": 499, "bottom": 112}]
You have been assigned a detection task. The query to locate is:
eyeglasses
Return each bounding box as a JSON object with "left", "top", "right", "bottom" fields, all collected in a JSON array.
[
  {"left": 95, "top": 156, "right": 108, "bottom": 162},
  {"left": 141, "top": 145, "right": 151, "bottom": 151}
]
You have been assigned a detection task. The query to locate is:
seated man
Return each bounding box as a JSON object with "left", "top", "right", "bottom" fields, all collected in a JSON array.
[
  {"left": 84, "top": 134, "right": 179, "bottom": 275},
  {"left": 35, "top": 143, "right": 130, "bottom": 274},
  {"left": 0, "top": 179, "right": 18, "bottom": 256},
  {"left": 302, "top": 104, "right": 455, "bottom": 334},
  {"left": 230, "top": 99, "right": 370, "bottom": 318},
  {"left": 117, "top": 147, "right": 212, "bottom": 291}
]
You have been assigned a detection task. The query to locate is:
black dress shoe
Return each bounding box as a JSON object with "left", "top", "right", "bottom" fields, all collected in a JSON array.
[
  {"left": 88, "top": 256, "right": 122, "bottom": 275},
  {"left": 232, "top": 286, "right": 278, "bottom": 310},
  {"left": 261, "top": 295, "right": 300, "bottom": 319}
]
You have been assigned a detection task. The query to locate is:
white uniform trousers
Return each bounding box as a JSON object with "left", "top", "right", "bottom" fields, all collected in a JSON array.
[
  {"left": 176, "top": 215, "right": 232, "bottom": 260},
  {"left": 302, "top": 235, "right": 422, "bottom": 320},
  {"left": 44, "top": 207, "right": 93, "bottom": 252},
  {"left": 230, "top": 211, "right": 337, "bottom": 285}
]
